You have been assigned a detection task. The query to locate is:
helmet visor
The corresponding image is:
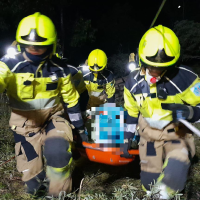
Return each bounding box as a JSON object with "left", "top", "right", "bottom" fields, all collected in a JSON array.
[
  {"left": 89, "top": 64, "right": 104, "bottom": 71},
  {"left": 146, "top": 48, "right": 175, "bottom": 63},
  {"left": 21, "top": 29, "right": 47, "bottom": 43}
]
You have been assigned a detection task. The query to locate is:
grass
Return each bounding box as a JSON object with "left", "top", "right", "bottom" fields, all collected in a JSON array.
[{"left": 0, "top": 94, "right": 200, "bottom": 200}]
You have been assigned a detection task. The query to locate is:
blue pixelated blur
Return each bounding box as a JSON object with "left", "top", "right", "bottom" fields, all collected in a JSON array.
[{"left": 91, "top": 103, "right": 125, "bottom": 145}]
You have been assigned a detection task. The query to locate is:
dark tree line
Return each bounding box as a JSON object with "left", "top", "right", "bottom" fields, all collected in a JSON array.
[{"left": 0, "top": 0, "right": 200, "bottom": 75}]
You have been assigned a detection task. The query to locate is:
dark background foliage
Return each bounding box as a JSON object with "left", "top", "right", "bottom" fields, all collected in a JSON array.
[{"left": 0, "top": 0, "right": 200, "bottom": 76}]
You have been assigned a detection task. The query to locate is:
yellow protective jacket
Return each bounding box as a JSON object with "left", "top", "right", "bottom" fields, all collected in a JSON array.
[
  {"left": 124, "top": 65, "right": 200, "bottom": 138},
  {"left": 78, "top": 66, "right": 115, "bottom": 107},
  {"left": 0, "top": 53, "right": 84, "bottom": 128}
]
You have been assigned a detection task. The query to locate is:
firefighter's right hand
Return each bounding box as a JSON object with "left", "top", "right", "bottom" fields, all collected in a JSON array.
[
  {"left": 120, "top": 139, "right": 133, "bottom": 158},
  {"left": 79, "top": 132, "right": 88, "bottom": 142},
  {"left": 73, "top": 126, "right": 88, "bottom": 143}
]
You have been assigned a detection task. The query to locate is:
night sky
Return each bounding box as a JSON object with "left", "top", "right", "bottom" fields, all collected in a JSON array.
[{"left": 0, "top": 0, "right": 200, "bottom": 66}]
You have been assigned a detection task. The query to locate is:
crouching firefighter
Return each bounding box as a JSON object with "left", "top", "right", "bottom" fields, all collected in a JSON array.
[
  {"left": 123, "top": 25, "right": 200, "bottom": 199},
  {"left": 78, "top": 49, "right": 115, "bottom": 109},
  {"left": 0, "top": 12, "right": 88, "bottom": 197}
]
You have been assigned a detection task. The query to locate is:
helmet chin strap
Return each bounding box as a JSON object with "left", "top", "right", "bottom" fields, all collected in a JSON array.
[
  {"left": 145, "top": 68, "right": 161, "bottom": 85},
  {"left": 93, "top": 72, "right": 98, "bottom": 78}
]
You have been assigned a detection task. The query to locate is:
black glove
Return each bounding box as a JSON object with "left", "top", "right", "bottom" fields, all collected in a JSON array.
[
  {"left": 73, "top": 126, "right": 88, "bottom": 143},
  {"left": 120, "top": 139, "right": 134, "bottom": 158},
  {"left": 161, "top": 103, "right": 194, "bottom": 122}
]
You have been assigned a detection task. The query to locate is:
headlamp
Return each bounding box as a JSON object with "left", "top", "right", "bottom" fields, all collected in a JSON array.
[
  {"left": 128, "top": 62, "right": 136, "bottom": 71},
  {"left": 6, "top": 47, "right": 18, "bottom": 58}
]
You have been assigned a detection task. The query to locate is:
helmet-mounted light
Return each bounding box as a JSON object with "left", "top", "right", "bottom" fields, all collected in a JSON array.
[{"left": 128, "top": 62, "right": 136, "bottom": 71}]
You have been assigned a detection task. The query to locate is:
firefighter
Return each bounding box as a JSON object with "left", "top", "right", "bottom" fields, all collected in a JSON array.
[
  {"left": 64, "top": 64, "right": 89, "bottom": 113},
  {"left": 123, "top": 25, "right": 200, "bottom": 199},
  {"left": 78, "top": 49, "right": 115, "bottom": 109},
  {"left": 0, "top": 12, "right": 88, "bottom": 197}
]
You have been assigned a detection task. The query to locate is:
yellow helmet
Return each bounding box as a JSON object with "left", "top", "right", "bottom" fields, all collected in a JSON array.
[
  {"left": 16, "top": 12, "right": 57, "bottom": 53},
  {"left": 138, "top": 25, "right": 180, "bottom": 67},
  {"left": 88, "top": 49, "right": 107, "bottom": 72}
]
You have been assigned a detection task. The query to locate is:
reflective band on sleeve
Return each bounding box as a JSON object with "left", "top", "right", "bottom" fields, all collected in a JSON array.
[
  {"left": 126, "top": 124, "right": 136, "bottom": 133},
  {"left": 68, "top": 113, "right": 82, "bottom": 121},
  {"left": 90, "top": 91, "right": 102, "bottom": 97}
]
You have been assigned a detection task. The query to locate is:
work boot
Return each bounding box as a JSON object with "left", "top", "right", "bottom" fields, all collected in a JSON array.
[
  {"left": 25, "top": 171, "right": 48, "bottom": 198},
  {"left": 46, "top": 166, "right": 72, "bottom": 197}
]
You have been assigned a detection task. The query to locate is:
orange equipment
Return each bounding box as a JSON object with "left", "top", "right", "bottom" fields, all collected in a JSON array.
[{"left": 78, "top": 142, "right": 139, "bottom": 166}]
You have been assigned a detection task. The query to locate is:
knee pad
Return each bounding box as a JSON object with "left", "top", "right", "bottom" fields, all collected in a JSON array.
[
  {"left": 44, "top": 137, "right": 72, "bottom": 168},
  {"left": 140, "top": 171, "right": 160, "bottom": 190}
]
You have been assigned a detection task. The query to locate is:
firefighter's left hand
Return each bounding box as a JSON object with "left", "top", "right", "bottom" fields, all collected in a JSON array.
[{"left": 161, "top": 103, "right": 194, "bottom": 122}]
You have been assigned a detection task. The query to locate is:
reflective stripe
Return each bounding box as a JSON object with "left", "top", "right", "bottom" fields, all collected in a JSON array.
[
  {"left": 9, "top": 96, "right": 60, "bottom": 110},
  {"left": 164, "top": 76, "right": 182, "bottom": 93},
  {"left": 134, "top": 71, "right": 140, "bottom": 80},
  {"left": 11, "top": 60, "right": 28, "bottom": 72},
  {"left": 90, "top": 91, "right": 102, "bottom": 97},
  {"left": 126, "top": 124, "right": 136, "bottom": 133},
  {"left": 68, "top": 113, "right": 82, "bottom": 122},
  {"left": 130, "top": 78, "right": 144, "bottom": 92},
  {"left": 68, "top": 65, "right": 78, "bottom": 72},
  {"left": 83, "top": 72, "right": 92, "bottom": 77},
  {"left": 100, "top": 72, "right": 108, "bottom": 83},
  {"left": 179, "top": 67, "right": 197, "bottom": 76}
]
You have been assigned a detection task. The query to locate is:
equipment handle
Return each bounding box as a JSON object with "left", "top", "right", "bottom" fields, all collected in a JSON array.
[{"left": 178, "top": 119, "right": 200, "bottom": 137}]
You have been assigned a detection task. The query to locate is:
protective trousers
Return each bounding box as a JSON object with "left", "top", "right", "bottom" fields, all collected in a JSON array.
[
  {"left": 138, "top": 115, "right": 195, "bottom": 192},
  {"left": 10, "top": 109, "right": 74, "bottom": 197}
]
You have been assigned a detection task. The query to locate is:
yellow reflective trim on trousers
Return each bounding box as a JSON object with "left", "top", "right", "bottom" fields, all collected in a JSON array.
[
  {"left": 52, "top": 157, "right": 73, "bottom": 179},
  {"left": 142, "top": 184, "right": 147, "bottom": 192},
  {"left": 157, "top": 172, "right": 165, "bottom": 183},
  {"left": 67, "top": 143, "right": 72, "bottom": 153},
  {"left": 162, "top": 157, "right": 169, "bottom": 169}
]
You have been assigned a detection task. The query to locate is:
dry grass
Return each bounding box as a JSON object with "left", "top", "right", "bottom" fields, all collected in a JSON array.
[{"left": 0, "top": 94, "right": 200, "bottom": 200}]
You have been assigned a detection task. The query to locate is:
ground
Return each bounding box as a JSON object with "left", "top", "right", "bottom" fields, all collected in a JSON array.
[{"left": 0, "top": 101, "right": 200, "bottom": 200}]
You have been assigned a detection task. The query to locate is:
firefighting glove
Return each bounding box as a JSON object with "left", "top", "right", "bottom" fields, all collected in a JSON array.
[
  {"left": 120, "top": 139, "right": 134, "bottom": 158},
  {"left": 73, "top": 126, "right": 88, "bottom": 144},
  {"left": 161, "top": 103, "right": 194, "bottom": 122}
]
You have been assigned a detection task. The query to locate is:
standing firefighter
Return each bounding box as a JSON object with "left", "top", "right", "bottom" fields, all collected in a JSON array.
[
  {"left": 124, "top": 25, "right": 200, "bottom": 199},
  {"left": 78, "top": 49, "right": 115, "bottom": 109},
  {"left": 0, "top": 12, "right": 88, "bottom": 197}
]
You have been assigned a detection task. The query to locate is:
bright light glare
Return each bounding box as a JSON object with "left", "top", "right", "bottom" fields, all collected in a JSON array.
[
  {"left": 178, "top": 5, "right": 181, "bottom": 8},
  {"left": 82, "top": 64, "right": 89, "bottom": 71},
  {"left": 6, "top": 47, "right": 17, "bottom": 58},
  {"left": 29, "top": 31, "right": 35, "bottom": 40},
  {"left": 129, "top": 62, "right": 136, "bottom": 71}
]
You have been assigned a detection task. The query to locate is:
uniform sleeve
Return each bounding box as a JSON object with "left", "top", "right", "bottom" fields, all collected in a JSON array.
[
  {"left": 0, "top": 61, "right": 13, "bottom": 93},
  {"left": 178, "top": 76, "right": 200, "bottom": 122},
  {"left": 72, "top": 70, "right": 87, "bottom": 94},
  {"left": 60, "top": 73, "right": 84, "bottom": 128},
  {"left": 124, "top": 86, "right": 139, "bottom": 118},
  {"left": 124, "top": 86, "right": 139, "bottom": 139},
  {"left": 105, "top": 75, "right": 115, "bottom": 102}
]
